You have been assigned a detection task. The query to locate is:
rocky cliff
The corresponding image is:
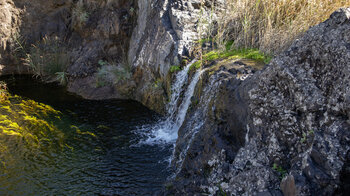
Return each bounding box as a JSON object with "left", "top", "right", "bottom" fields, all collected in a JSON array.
[
  {"left": 168, "top": 7, "right": 350, "bottom": 196},
  {"left": 0, "top": 0, "right": 223, "bottom": 113}
]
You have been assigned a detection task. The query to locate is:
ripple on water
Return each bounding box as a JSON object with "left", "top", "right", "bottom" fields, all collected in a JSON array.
[{"left": 0, "top": 75, "right": 172, "bottom": 195}]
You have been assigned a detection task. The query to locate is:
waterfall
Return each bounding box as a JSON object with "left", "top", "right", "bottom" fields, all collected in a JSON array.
[
  {"left": 173, "top": 75, "right": 219, "bottom": 173},
  {"left": 137, "top": 60, "right": 203, "bottom": 145}
]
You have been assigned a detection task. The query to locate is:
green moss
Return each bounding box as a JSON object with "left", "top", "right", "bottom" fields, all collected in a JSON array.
[
  {"left": 170, "top": 65, "right": 182, "bottom": 73},
  {"left": 189, "top": 61, "right": 202, "bottom": 71},
  {"left": 189, "top": 42, "right": 272, "bottom": 72},
  {"left": 153, "top": 79, "right": 163, "bottom": 89}
]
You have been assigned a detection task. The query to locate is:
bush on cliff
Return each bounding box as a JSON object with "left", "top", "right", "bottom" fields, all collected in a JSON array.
[
  {"left": 95, "top": 60, "right": 132, "bottom": 87},
  {"left": 24, "top": 36, "right": 68, "bottom": 85}
]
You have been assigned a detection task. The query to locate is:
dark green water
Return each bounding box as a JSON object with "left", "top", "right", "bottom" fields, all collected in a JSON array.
[{"left": 0, "top": 76, "right": 172, "bottom": 195}]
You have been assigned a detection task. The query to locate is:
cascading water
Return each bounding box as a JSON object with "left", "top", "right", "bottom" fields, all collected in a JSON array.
[
  {"left": 173, "top": 75, "right": 220, "bottom": 172},
  {"left": 138, "top": 60, "right": 204, "bottom": 145}
]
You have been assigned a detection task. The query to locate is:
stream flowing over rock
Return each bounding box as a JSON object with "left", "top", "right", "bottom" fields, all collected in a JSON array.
[{"left": 166, "top": 7, "right": 350, "bottom": 195}]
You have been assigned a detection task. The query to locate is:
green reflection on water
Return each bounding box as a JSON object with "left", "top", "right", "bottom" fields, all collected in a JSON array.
[{"left": 0, "top": 94, "right": 97, "bottom": 194}]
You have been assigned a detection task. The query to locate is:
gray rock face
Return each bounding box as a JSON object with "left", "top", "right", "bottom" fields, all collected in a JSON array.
[
  {"left": 0, "top": 0, "right": 25, "bottom": 75},
  {"left": 128, "top": 0, "right": 224, "bottom": 112},
  {"left": 169, "top": 7, "right": 350, "bottom": 195}
]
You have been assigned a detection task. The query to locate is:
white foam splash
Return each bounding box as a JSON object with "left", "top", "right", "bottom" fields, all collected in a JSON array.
[{"left": 137, "top": 60, "right": 204, "bottom": 145}]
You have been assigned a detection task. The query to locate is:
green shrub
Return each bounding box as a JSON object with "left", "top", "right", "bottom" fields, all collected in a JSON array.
[
  {"left": 95, "top": 61, "right": 131, "bottom": 87},
  {"left": 71, "top": 0, "right": 89, "bottom": 30},
  {"left": 272, "top": 163, "right": 287, "bottom": 179},
  {"left": 55, "top": 72, "right": 68, "bottom": 86}
]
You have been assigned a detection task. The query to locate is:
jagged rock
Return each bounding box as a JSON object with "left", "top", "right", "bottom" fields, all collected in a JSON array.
[{"left": 169, "top": 7, "right": 350, "bottom": 195}]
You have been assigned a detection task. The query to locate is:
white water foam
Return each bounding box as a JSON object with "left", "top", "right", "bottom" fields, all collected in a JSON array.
[{"left": 136, "top": 60, "right": 204, "bottom": 145}]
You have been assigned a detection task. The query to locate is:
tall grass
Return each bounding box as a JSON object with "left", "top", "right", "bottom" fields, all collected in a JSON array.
[
  {"left": 215, "top": 0, "right": 349, "bottom": 54},
  {"left": 24, "top": 36, "right": 69, "bottom": 83}
]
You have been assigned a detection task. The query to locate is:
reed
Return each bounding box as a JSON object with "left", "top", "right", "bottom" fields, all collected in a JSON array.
[{"left": 215, "top": 0, "right": 349, "bottom": 54}]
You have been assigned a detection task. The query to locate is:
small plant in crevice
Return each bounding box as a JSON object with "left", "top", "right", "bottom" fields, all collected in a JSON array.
[
  {"left": 152, "top": 79, "right": 164, "bottom": 90},
  {"left": 217, "top": 185, "right": 228, "bottom": 196},
  {"left": 129, "top": 7, "right": 135, "bottom": 16},
  {"left": 165, "top": 183, "right": 174, "bottom": 191},
  {"left": 98, "top": 60, "right": 108, "bottom": 66},
  {"left": 55, "top": 72, "right": 68, "bottom": 86},
  {"left": 71, "top": 0, "right": 89, "bottom": 30},
  {"left": 24, "top": 36, "right": 69, "bottom": 85},
  {"left": 272, "top": 163, "right": 287, "bottom": 180},
  {"left": 301, "top": 129, "right": 315, "bottom": 143}
]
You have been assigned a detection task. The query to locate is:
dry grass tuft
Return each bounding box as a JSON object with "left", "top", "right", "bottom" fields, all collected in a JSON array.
[
  {"left": 0, "top": 82, "right": 9, "bottom": 102},
  {"left": 216, "top": 0, "right": 349, "bottom": 54}
]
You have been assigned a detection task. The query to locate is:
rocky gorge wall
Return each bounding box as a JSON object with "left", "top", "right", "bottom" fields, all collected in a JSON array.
[
  {"left": 0, "top": 0, "right": 223, "bottom": 113},
  {"left": 1, "top": 0, "right": 350, "bottom": 195}
]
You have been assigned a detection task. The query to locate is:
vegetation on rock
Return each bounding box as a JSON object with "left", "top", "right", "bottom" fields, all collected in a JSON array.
[
  {"left": 215, "top": 0, "right": 349, "bottom": 54},
  {"left": 71, "top": 0, "right": 90, "bottom": 31},
  {"left": 96, "top": 60, "right": 132, "bottom": 87},
  {"left": 23, "top": 36, "right": 69, "bottom": 85},
  {"left": 190, "top": 41, "right": 271, "bottom": 71},
  {"left": 0, "top": 82, "right": 9, "bottom": 102}
]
